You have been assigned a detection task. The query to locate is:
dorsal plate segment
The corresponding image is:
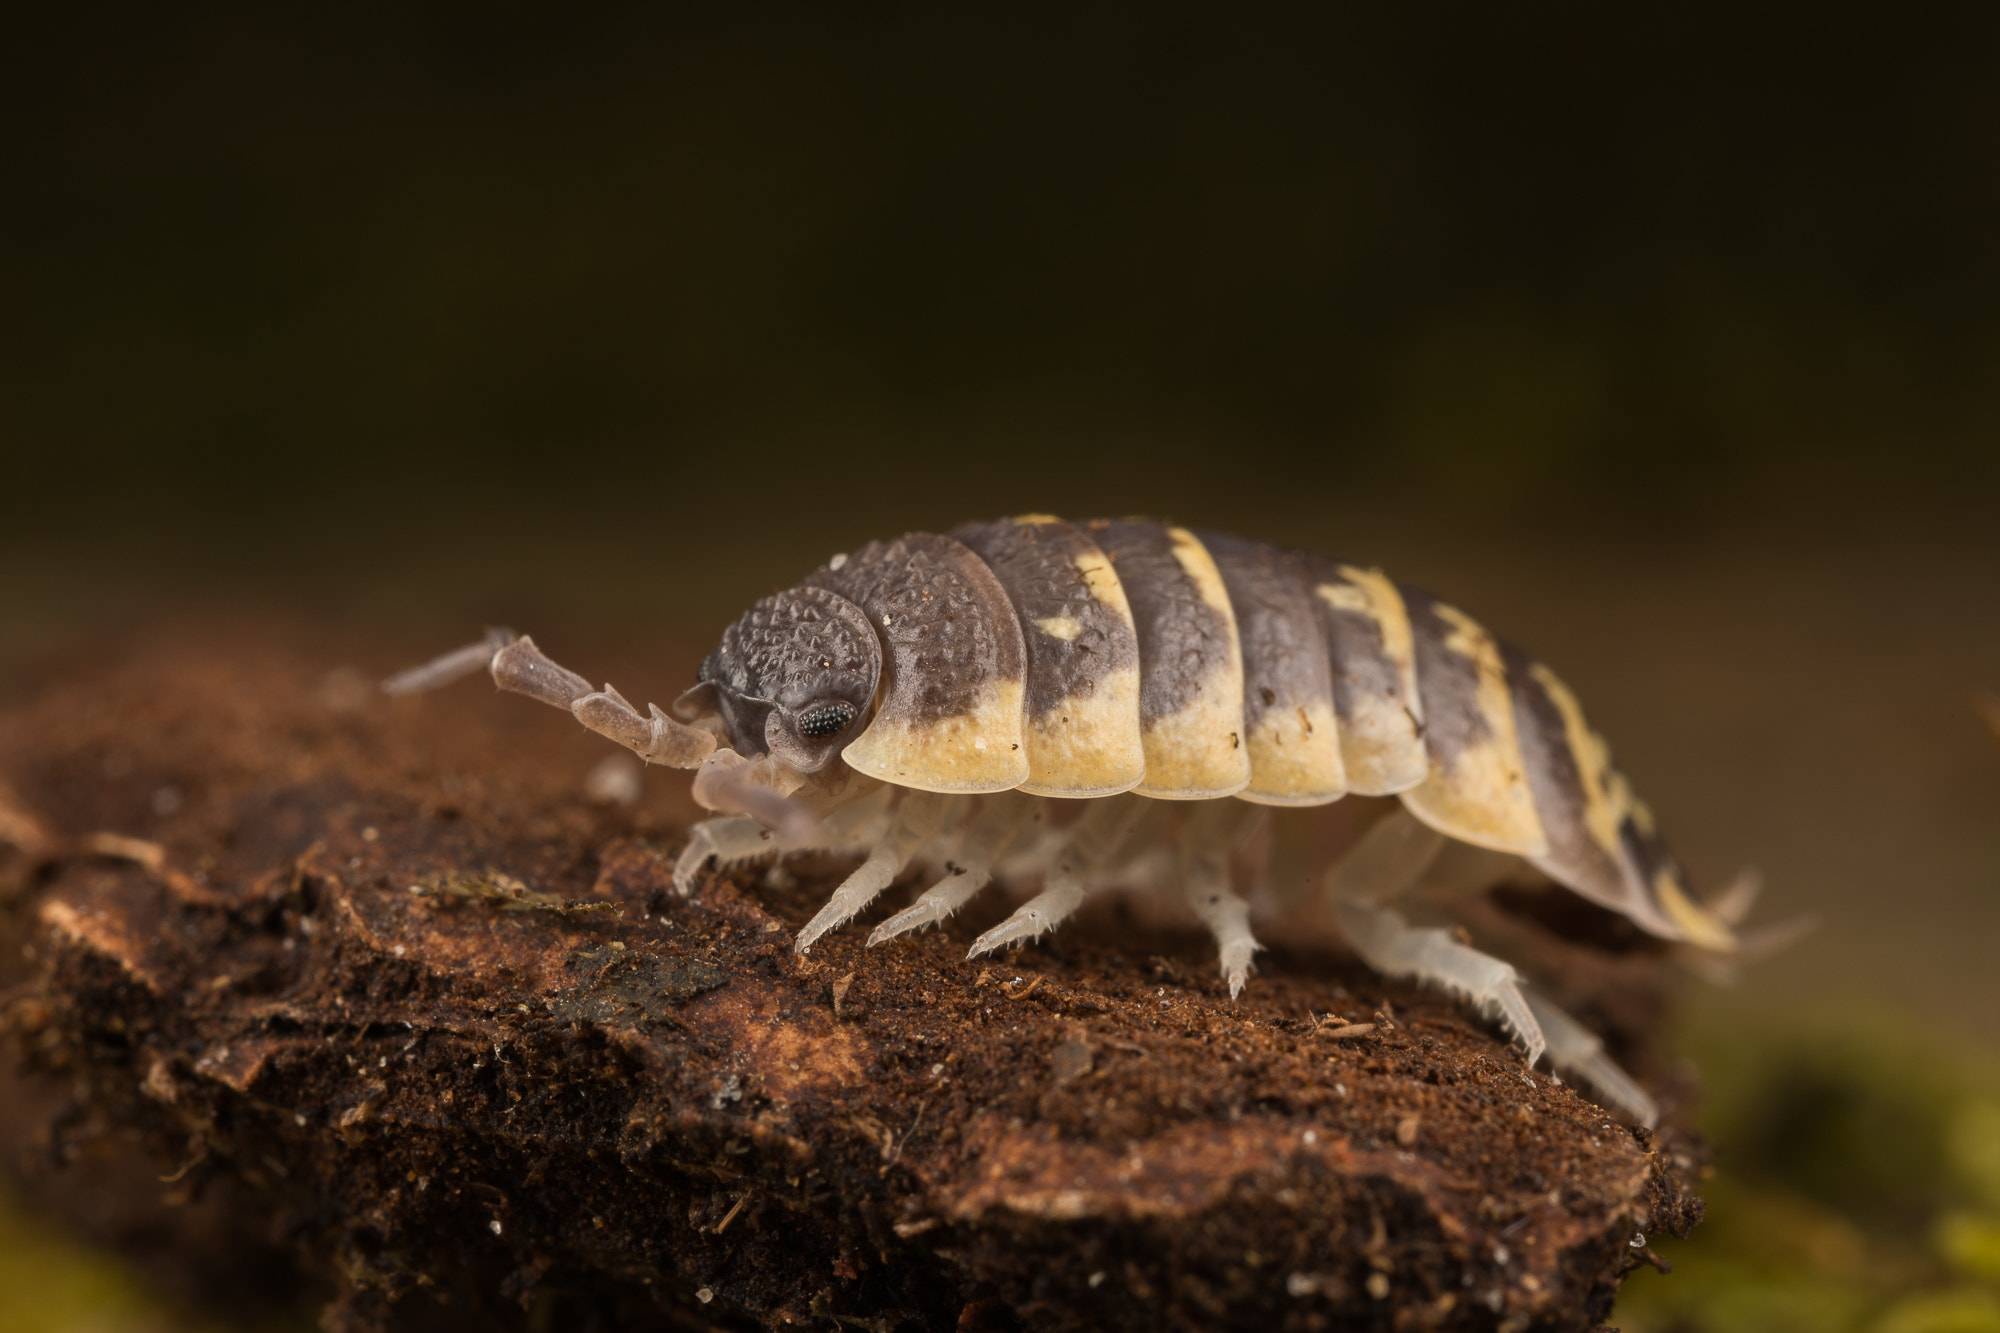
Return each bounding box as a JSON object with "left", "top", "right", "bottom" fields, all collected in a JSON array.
[
  {"left": 1512, "top": 659, "right": 1734, "bottom": 947},
  {"left": 1398, "top": 589, "right": 1549, "bottom": 856},
  {"left": 1085, "top": 521, "right": 1250, "bottom": 799},
  {"left": 1503, "top": 645, "right": 1685, "bottom": 935},
  {"left": 808, "top": 533, "right": 1030, "bottom": 793},
  {"left": 1300, "top": 557, "right": 1429, "bottom": 795},
  {"left": 950, "top": 517, "right": 1145, "bottom": 797},
  {"left": 1199, "top": 531, "right": 1346, "bottom": 806}
]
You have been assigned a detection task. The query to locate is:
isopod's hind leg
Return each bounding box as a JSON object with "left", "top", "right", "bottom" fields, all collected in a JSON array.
[
  {"left": 794, "top": 791, "right": 958, "bottom": 952},
  {"left": 1524, "top": 990, "right": 1659, "bottom": 1129},
  {"left": 1332, "top": 899, "right": 1546, "bottom": 1068},
  {"left": 868, "top": 792, "right": 1049, "bottom": 946},
  {"left": 1179, "top": 799, "right": 1266, "bottom": 999},
  {"left": 967, "top": 795, "right": 1149, "bottom": 959}
]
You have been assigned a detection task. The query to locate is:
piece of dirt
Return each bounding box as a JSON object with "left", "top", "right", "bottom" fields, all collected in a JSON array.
[{"left": 0, "top": 622, "right": 1707, "bottom": 1331}]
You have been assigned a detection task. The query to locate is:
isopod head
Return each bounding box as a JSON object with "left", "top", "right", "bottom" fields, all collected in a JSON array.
[{"left": 677, "top": 585, "right": 881, "bottom": 772}]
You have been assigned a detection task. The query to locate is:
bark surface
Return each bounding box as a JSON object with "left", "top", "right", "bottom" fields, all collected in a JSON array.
[{"left": 0, "top": 624, "right": 1705, "bottom": 1332}]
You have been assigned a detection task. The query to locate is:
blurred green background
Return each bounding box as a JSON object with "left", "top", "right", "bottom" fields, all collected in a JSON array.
[{"left": 3, "top": 4, "right": 1998, "bottom": 1329}]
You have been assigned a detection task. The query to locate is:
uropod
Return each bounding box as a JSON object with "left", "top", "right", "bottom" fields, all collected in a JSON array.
[{"left": 388, "top": 516, "right": 1760, "bottom": 1127}]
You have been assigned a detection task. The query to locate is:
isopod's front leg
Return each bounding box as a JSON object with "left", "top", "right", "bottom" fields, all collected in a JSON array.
[
  {"left": 967, "top": 795, "right": 1150, "bottom": 958},
  {"left": 793, "top": 791, "right": 958, "bottom": 952},
  {"left": 385, "top": 632, "right": 719, "bottom": 769},
  {"left": 867, "top": 791, "right": 1049, "bottom": 947}
]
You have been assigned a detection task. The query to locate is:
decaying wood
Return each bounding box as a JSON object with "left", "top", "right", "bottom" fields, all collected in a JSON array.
[{"left": 0, "top": 625, "right": 1706, "bottom": 1331}]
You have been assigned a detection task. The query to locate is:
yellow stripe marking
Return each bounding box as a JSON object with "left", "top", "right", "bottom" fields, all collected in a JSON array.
[
  {"left": 1527, "top": 663, "right": 1629, "bottom": 868},
  {"left": 1315, "top": 567, "right": 1427, "bottom": 795},
  {"left": 1655, "top": 869, "right": 1738, "bottom": 950},
  {"left": 1401, "top": 603, "right": 1548, "bottom": 856},
  {"left": 843, "top": 678, "right": 1030, "bottom": 794},
  {"left": 1035, "top": 615, "right": 1083, "bottom": 641},
  {"left": 1136, "top": 528, "right": 1250, "bottom": 799},
  {"left": 1017, "top": 666, "right": 1147, "bottom": 797},
  {"left": 1238, "top": 698, "right": 1346, "bottom": 806}
]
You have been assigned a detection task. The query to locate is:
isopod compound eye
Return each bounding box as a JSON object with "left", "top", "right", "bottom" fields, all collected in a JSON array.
[{"left": 796, "top": 700, "right": 857, "bottom": 739}]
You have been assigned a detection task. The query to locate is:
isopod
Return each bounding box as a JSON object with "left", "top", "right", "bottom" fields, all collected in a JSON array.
[{"left": 387, "top": 516, "right": 1758, "bottom": 1126}]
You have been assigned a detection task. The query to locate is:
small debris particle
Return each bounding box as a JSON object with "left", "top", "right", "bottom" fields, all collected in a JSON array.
[
  {"left": 489, "top": 1219, "right": 503, "bottom": 1235},
  {"left": 1088, "top": 1270, "right": 1106, "bottom": 1289},
  {"left": 1325, "top": 1022, "right": 1376, "bottom": 1039},
  {"left": 832, "top": 973, "right": 855, "bottom": 1017},
  {"left": 1004, "top": 975, "right": 1044, "bottom": 1000},
  {"left": 84, "top": 832, "right": 165, "bottom": 871},
  {"left": 584, "top": 754, "right": 644, "bottom": 806},
  {"left": 1050, "top": 1038, "right": 1093, "bottom": 1084},
  {"left": 362, "top": 826, "right": 379, "bottom": 842},
  {"left": 1366, "top": 1272, "right": 1390, "bottom": 1300},
  {"left": 696, "top": 1287, "right": 714, "bottom": 1304},
  {"left": 716, "top": 1194, "right": 749, "bottom": 1233},
  {"left": 1397, "top": 1114, "right": 1421, "bottom": 1147}
]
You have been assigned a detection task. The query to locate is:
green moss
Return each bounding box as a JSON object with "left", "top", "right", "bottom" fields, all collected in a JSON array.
[
  {"left": 0, "top": 1184, "right": 172, "bottom": 1333},
  {"left": 1874, "top": 1288, "right": 2000, "bottom": 1333},
  {"left": 1615, "top": 1012, "right": 2000, "bottom": 1333}
]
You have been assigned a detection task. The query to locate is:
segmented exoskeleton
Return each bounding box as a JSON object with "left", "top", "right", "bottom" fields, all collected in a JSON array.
[{"left": 388, "top": 516, "right": 1758, "bottom": 1126}]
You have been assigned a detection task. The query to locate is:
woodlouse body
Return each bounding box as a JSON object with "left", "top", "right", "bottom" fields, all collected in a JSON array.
[{"left": 389, "top": 514, "right": 1753, "bottom": 1125}]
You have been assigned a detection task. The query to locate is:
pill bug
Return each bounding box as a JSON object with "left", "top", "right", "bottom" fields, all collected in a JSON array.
[{"left": 388, "top": 515, "right": 1760, "bottom": 1126}]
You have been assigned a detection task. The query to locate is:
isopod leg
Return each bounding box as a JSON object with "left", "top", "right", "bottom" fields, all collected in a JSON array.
[
  {"left": 967, "top": 795, "right": 1149, "bottom": 958},
  {"left": 794, "top": 791, "right": 957, "bottom": 953},
  {"left": 1179, "top": 799, "right": 1266, "bottom": 999},
  {"left": 1523, "top": 990, "right": 1659, "bottom": 1129},
  {"left": 1322, "top": 805, "right": 1447, "bottom": 905},
  {"left": 868, "top": 792, "right": 1048, "bottom": 946},
  {"left": 674, "top": 817, "right": 776, "bottom": 894},
  {"left": 1332, "top": 899, "right": 1546, "bottom": 1068}
]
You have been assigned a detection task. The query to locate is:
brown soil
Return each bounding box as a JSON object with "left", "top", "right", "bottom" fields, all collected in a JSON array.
[{"left": 0, "top": 621, "right": 1705, "bottom": 1332}]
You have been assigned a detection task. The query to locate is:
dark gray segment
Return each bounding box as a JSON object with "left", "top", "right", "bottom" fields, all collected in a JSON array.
[
  {"left": 1083, "top": 519, "right": 1233, "bottom": 725},
  {"left": 1295, "top": 552, "right": 1418, "bottom": 734},
  {"left": 700, "top": 584, "right": 882, "bottom": 756},
  {"left": 1619, "top": 808, "right": 1687, "bottom": 920},
  {"left": 950, "top": 518, "right": 1138, "bottom": 717},
  {"left": 1402, "top": 585, "right": 1491, "bottom": 770},
  {"left": 1198, "top": 531, "right": 1334, "bottom": 731},
  {"left": 1501, "top": 640, "right": 1633, "bottom": 909},
  {"left": 805, "top": 531, "right": 1026, "bottom": 724}
]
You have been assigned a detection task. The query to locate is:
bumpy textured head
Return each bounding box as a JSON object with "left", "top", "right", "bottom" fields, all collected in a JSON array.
[{"left": 677, "top": 585, "right": 881, "bottom": 771}]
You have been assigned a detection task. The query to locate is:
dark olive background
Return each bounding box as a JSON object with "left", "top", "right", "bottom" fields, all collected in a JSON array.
[{"left": 4, "top": 4, "right": 1998, "bottom": 1037}]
